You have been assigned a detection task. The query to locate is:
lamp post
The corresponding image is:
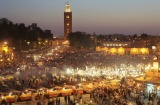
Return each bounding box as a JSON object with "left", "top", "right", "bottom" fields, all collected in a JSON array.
[
  {"left": 152, "top": 46, "right": 156, "bottom": 55},
  {"left": 27, "top": 42, "right": 30, "bottom": 51}
]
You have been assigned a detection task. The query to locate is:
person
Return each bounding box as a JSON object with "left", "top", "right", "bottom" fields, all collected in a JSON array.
[
  {"left": 142, "top": 102, "right": 145, "bottom": 105},
  {"left": 47, "top": 100, "right": 51, "bottom": 105},
  {"left": 1, "top": 100, "right": 7, "bottom": 105},
  {"left": 37, "top": 99, "right": 42, "bottom": 105},
  {"left": 58, "top": 98, "right": 60, "bottom": 105},
  {"left": 56, "top": 98, "right": 58, "bottom": 105},
  {"left": 79, "top": 97, "right": 83, "bottom": 105},
  {"left": 70, "top": 100, "right": 73, "bottom": 105},
  {"left": 43, "top": 97, "right": 48, "bottom": 105},
  {"left": 157, "top": 99, "right": 160, "bottom": 105},
  {"left": 123, "top": 102, "right": 126, "bottom": 105},
  {"left": 31, "top": 93, "right": 35, "bottom": 101},
  {"left": 48, "top": 99, "right": 53, "bottom": 105},
  {"left": 64, "top": 96, "right": 67, "bottom": 103},
  {"left": 68, "top": 96, "right": 70, "bottom": 104},
  {"left": 148, "top": 101, "right": 153, "bottom": 105},
  {"left": 26, "top": 101, "right": 31, "bottom": 105}
]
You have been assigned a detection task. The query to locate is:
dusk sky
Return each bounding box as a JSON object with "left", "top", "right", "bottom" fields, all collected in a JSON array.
[{"left": 0, "top": 0, "right": 160, "bottom": 36}]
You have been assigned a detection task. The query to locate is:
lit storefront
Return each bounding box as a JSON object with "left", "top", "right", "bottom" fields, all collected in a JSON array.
[
  {"left": 0, "top": 42, "right": 14, "bottom": 63},
  {"left": 96, "top": 41, "right": 150, "bottom": 55},
  {"left": 96, "top": 46, "right": 149, "bottom": 55}
]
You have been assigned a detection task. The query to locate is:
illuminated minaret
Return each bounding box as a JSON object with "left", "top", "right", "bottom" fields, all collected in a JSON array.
[{"left": 64, "top": 3, "right": 72, "bottom": 39}]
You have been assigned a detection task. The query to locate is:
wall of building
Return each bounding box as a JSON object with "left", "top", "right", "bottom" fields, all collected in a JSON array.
[{"left": 96, "top": 46, "right": 149, "bottom": 55}]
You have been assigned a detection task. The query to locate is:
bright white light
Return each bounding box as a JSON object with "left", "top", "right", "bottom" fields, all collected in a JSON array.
[{"left": 66, "top": 68, "right": 73, "bottom": 74}]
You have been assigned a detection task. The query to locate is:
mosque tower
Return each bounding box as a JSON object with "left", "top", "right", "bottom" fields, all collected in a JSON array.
[{"left": 64, "top": 2, "right": 72, "bottom": 39}]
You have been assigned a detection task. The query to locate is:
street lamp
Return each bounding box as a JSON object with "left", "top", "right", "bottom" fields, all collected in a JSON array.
[
  {"left": 152, "top": 46, "right": 156, "bottom": 55},
  {"left": 27, "top": 42, "right": 30, "bottom": 51},
  {"left": 27, "top": 42, "right": 30, "bottom": 45},
  {"left": 4, "top": 41, "right": 7, "bottom": 45}
]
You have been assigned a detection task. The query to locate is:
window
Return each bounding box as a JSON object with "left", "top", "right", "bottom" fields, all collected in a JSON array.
[
  {"left": 67, "top": 29, "right": 69, "bottom": 33},
  {"left": 66, "top": 16, "right": 69, "bottom": 18}
]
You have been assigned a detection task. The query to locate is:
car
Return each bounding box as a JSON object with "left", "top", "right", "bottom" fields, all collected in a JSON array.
[
  {"left": 72, "top": 84, "right": 84, "bottom": 95},
  {"left": 19, "top": 92, "right": 31, "bottom": 101},
  {"left": 37, "top": 87, "right": 49, "bottom": 98},
  {"left": 3, "top": 92, "right": 18, "bottom": 103},
  {"left": 60, "top": 86, "right": 73, "bottom": 96},
  {"left": 19, "top": 89, "right": 37, "bottom": 101},
  {"left": 48, "top": 87, "right": 61, "bottom": 98}
]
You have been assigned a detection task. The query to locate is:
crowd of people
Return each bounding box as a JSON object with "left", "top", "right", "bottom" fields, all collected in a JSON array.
[
  {"left": 0, "top": 47, "right": 159, "bottom": 105},
  {"left": 90, "top": 80, "right": 160, "bottom": 105},
  {"left": 0, "top": 49, "right": 152, "bottom": 92}
]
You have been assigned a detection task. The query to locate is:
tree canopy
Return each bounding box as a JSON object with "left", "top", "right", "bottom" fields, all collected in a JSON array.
[
  {"left": 68, "top": 31, "right": 95, "bottom": 50},
  {"left": 0, "top": 18, "right": 53, "bottom": 51}
]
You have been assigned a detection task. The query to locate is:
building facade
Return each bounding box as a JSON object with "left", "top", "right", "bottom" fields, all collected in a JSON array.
[
  {"left": 96, "top": 46, "right": 149, "bottom": 55},
  {"left": 64, "top": 3, "right": 72, "bottom": 39},
  {"left": 96, "top": 41, "right": 149, "bottom": 55}
]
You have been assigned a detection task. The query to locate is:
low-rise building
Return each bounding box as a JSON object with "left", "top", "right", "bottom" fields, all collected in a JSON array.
[{"left": 96, "top": 41, "right": 149, "bottom": 55}]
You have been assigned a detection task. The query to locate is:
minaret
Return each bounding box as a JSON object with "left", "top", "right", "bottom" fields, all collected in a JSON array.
[{"left": 64, "top": 3, "right": 72, "bottom": 39}]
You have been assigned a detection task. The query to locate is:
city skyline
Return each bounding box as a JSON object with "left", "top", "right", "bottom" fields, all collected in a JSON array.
[{"left": 0, "top": 0, "right": 160, "bottom": 36}]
